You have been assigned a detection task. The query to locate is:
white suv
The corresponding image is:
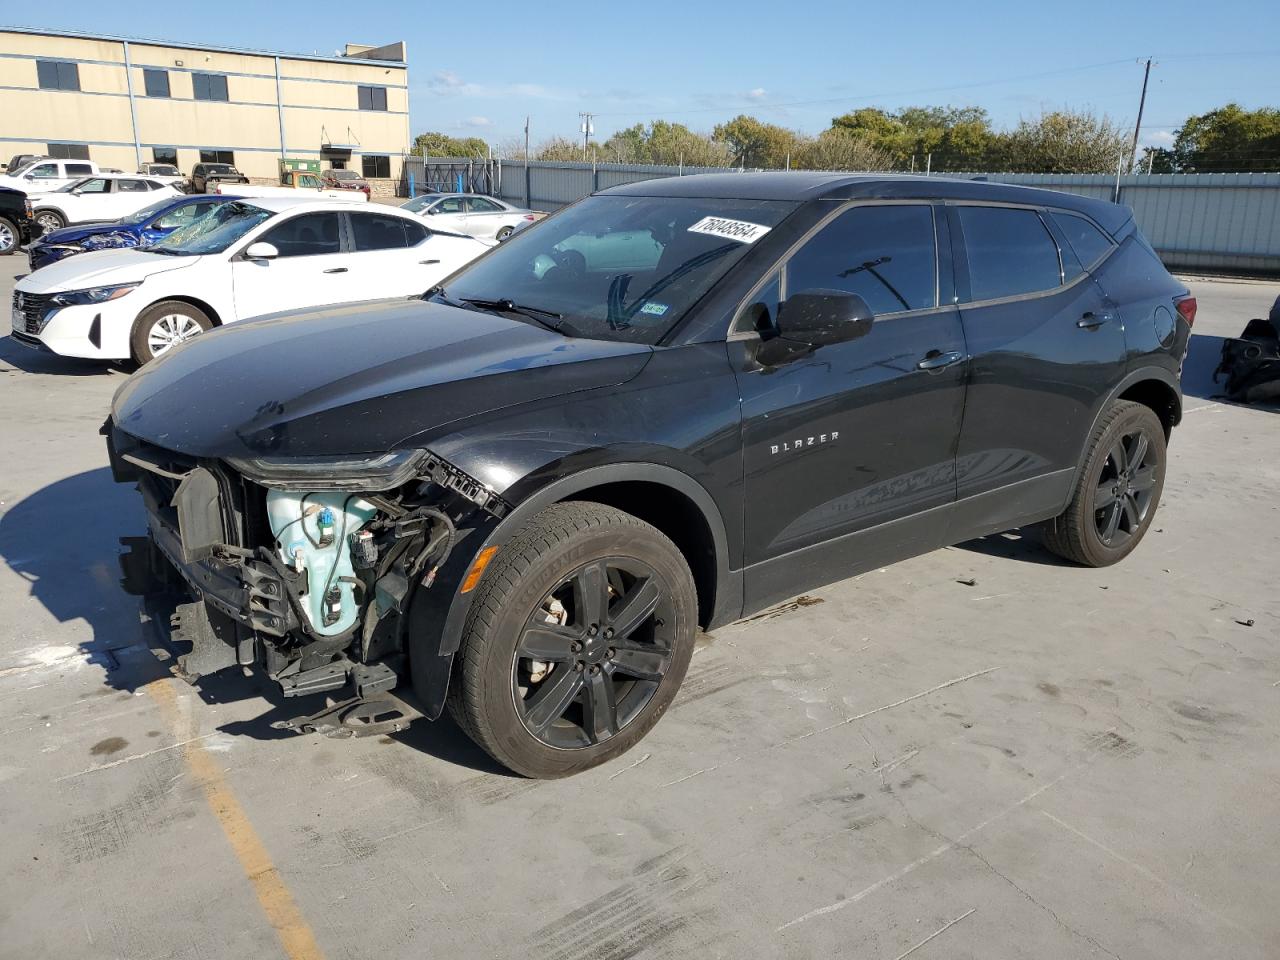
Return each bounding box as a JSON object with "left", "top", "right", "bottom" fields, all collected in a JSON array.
[
  {"left": 0, "top": 158, "right": 100, "bottom": 194},
  {"left": 12, "top": 197, "right": 494, "bottom": 363},
  {"left": 31, "top": 175, "right": 182, "bottom": 231}
]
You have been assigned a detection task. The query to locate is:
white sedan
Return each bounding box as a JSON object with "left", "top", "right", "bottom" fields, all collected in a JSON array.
[
  {"left": 399, "top": 193, "right": 541, "bottom": 241},
  {"left": 31, "top": 175, "right": 182, "bottom": 232},
  {"left": 12, "top": 197, "right": 494, "bottom": 364}
]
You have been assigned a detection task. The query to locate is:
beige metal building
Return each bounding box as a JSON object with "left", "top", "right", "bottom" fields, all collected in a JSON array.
[{"left": 0, "top": 27, "right": 410, "bottom": 183}]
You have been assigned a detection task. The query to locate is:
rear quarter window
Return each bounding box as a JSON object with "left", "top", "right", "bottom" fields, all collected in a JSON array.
[
  {"left": 958, "top": 206, "right": 1062, "bottom": 301},
  {"left": 1050, "top": 211, "right": 1114, "bottom": 269}
]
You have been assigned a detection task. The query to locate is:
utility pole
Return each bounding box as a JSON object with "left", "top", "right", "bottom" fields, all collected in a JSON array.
[
  {"left": 1129, "top": 57, "right": 1153, "bottom": 173},
  {"left": 524, "top": 115, "right": 530, "bottom": 163},
  {"left": 578, "top": 112, "right": 594, "bottom": 162}
]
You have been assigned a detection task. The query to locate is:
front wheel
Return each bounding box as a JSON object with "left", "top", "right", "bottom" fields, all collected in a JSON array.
[
  {"left": 35, "top": 210, "right": 65, "bottom": 233},
  {"left": 130, "top": 300, "right": 213, "bottom": 364},
  {"left": 0, "top": 216, "right": 17, "bottom": 255},
  {"left": 447, "top": 502, "right": 697, "bottom": 778},
  {"left": 1043, "top": 400, "right": 1166, "bottom": 566}
]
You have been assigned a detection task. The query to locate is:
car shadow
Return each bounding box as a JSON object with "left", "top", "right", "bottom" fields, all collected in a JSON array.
[
  {"left": 0, "top": 466, "right": 511, "bottom": 775},
  {"left": 0, "top": 334, "right": 124, "bottom": 376},
  {"left": 951, "top": 529, "right": 1077, "bottom": 567},
  {"left": 1181, "top": 330, "right": 1280, "bottom": 413}
]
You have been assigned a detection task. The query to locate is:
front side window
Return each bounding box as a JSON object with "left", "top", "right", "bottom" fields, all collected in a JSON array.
[
  {"left": 152, "top": 146, "right": 179, "bottom": 167},
  {"left": 27, "top": 163, "right": 58, "bottom": 179},
  {"left": 150, "top": 201, "right": 271, "bottom": 255},
  {"left": 260, "top": 212, "right": 343, "bottom": 258},
  {"left": 439, "top": 194, "right": 798, "bottom": 344},
  {"left": 434, "top": 197, "right": 465, "bottom": 214},
  {"left": 785, "top": 204, "right": 937, "bottom": 315},
  {"left": 361, "top": 154, "right": 391, "bottom": 179},
  {"left": 144, "top": 68, "right": 170, "bottom": 98},
  {"left": 297, "top": 174, "right": 322, "bottom": 188},
  {"left": 192, "top": 73, "right": 229, "bottom": 102},
  {"left": 37, "top": 60, "right": 80, "bottom": 91},
  {"left": 958, "top": 206, "right": 1062, "bottom": 301},
  {"left": 357, "top": 85, "right": 387, "bottom": 111},
  {"left": 350, "top": 212, "right": 414, "bottom": 251}
]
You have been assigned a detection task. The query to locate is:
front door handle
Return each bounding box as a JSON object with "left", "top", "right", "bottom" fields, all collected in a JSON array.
[
  {"left": 1077, "top": 311, "right": 1109, "bottom": 329},
  {"left": 917, "top": 350, "right": 964, "bottom": 371},
  {"left": 419, "top": 259, "right": 441, "bottom": 265},
  {"left": 322, "top": 267, "right": 348, "bottom": 274}
]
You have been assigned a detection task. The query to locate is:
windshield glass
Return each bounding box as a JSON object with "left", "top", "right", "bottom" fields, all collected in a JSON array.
[
  {"left": 121, "top": 197, "right": 186, "bottom": 226},
  {"left": 203, "top": 164, "right": 235, "bottom": 174},
  {"left": 330, "top": 169, "right": 359, "bottom": 180},
  {"left": 400, "top": 194, "right": 440, "bottom": 212},
  {"left": 149, "top": 165, "right": 179, "bottom": 176},
  {"left": 437, "top": 195, "right": 797, "bottom": 344},
  {"left": 150, "top": 200, "right": 270, "bottom": 255}
]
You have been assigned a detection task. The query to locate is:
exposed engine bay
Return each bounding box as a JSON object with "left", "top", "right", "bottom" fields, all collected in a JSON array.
[{"left": 105, "top": 421, "right": 509, "bottom": 737}]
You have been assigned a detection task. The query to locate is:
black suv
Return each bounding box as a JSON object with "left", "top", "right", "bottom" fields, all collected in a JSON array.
[
  {"left": 106, "top": 173, "right": 1192, "bottom": 778},
  {"left": 0, "top": 185, "right": 37, "bottom": 256},
  {"left": 189, "top": 163, "right": 249, "bottom": 193}
]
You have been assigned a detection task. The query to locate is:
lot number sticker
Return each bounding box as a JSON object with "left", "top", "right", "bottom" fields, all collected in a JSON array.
[{"left": 687, "top": 216, "right": 771, "bottom": 244}]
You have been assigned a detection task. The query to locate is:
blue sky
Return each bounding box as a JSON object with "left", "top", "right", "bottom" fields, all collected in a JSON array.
[{"left": 11, "top": 0, "right": 1279, "bottom": 150}]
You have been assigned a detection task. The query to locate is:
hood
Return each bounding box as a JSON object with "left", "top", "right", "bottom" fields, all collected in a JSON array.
[
  {"left": 17, "top": 248, "right": 199, "bottom": 293},
  {"left": 111, "top": 298, "right": 653, "bottom": 460},
  {"left": 36, "top": 223, "right": 133, "bottom": 246}
]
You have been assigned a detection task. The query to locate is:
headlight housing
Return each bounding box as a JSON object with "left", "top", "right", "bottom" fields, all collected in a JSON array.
[
  {"left": 225, "top": 449, "right": 427, "bottom": 491},
  {"left": 52, "top": 282, "right": 140, "bottom": 306}
]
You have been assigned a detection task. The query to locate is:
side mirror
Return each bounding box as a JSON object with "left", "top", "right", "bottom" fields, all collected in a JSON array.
[
  {"left": 24, "top": 174, "right": 34, "bottom": 182},
  {"left": 425, "top": 207, "right": 438, "bottom": 215},
  {"left": 776, "top": 289, "right": 874, "bottom": 346},
  {"left": 244, "top": 241, "right": 279, "bottom": 261}
]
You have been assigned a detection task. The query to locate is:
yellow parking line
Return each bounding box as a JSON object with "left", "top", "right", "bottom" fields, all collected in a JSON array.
[{"left": 147, "top": 679, "right": 326, "bottom": 960}]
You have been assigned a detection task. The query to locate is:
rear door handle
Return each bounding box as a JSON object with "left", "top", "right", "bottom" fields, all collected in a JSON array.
[
  {"left": 917, "top": 350, "right": 964, "bottom": 371},
  {"left": 1077, "top": 311, "right": 1108, "bottom": 329},
  {"left": 419, "top": 259, "right": 441, "bottom": 265},
  {"left": 323, "top": 267, "right": 348, "bottom": 274}
]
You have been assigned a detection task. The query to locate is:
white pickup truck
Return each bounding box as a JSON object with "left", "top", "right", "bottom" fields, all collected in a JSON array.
[{"left": 212, "top": 169, "right": 368, "bottom": 203}]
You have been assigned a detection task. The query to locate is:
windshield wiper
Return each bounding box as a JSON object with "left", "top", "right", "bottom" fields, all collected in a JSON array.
[{"left": 458, "top": 296, "right": 571, "bottom": 334}]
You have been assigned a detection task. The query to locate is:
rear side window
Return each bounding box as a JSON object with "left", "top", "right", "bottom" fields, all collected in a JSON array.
[
  {"left": 350, "top": 212, "right": 412, "bottom": 251},
  {"left": 958, "top": 206, "right": 1061, "bottom": 301},
  {"left": 785, "top": 204, "right": 937, "bottom": 314},
  {"left": 261, "top": 212, "right": 342, "bottom": 258},
  {"left": 1050, "top": 212, "right": 1113, "bottom": 269}
]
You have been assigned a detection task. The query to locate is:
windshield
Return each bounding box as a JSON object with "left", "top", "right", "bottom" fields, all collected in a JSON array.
[
  {"left": 330, "top": 169, "right": 360, "bottom": 180},
  {"left": 400, "top": 194, "right": 441, "bottom": 212},
  {"left": 437, "top": 195, "right": 797, "bottom": 344},
  {"left": 149, "top": 165, "right": 179, "bottom": 176},
  {"left": 150, "top": 200, "right": 270, "bottom": 255},
  {"left": 121, "top": 197, "right": 186, "bottom": 226},
  {"left": 203, "top": 164, "right": 235, "bottom": 174}
]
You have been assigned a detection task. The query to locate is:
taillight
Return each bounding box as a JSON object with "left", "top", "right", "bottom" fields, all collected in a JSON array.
[
  {"left": 1175, "top": 296, "right": 1197, "bottom": 327},
  {"left": 522, "top": 214, "right": 536, "bottom": 221}
]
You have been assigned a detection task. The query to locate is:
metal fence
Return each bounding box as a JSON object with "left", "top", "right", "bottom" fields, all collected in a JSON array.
[{"left": 403, "top": 158, "right": 1280, "bottom": 275}]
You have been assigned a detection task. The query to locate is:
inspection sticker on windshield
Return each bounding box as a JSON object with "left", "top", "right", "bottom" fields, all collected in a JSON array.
[
  {"left": 639, "top": 301, "right": 669, "bottom": 317},
  {"left": 687, "top": 216, "right": 771, "bottom": 244}
]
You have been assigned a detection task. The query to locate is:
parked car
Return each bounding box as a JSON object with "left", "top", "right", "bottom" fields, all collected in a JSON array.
[
  {"left": 13, "top": 197, "right": 493, "bottom": 363},
  {"left": 138, "top": 163, "right": 188, "bottom": 191},
  {"left": 100, "top": 172, "right": 1193, "bottom": 778},
  {"left": 30, "top": 175, "right": 182, "bottom": 232},
  {"left": 400, "top": 192, "right": 541, "bottom": 240},
  {"left": 215, "top": 169, "right": 367, "bottom": 202},
  {"left": 4, "top": 153, "right": 49, "bottom": 174},
  {"left": 322, "top": 168, "right": 371, "bottom": 199},
  {"left": 0, "top": 157, "right": 100, "bottom": 194},
  {"left": 190, "top": 163, "right": 249, "bottom": 194},
  {"left": 0, "top": 186, "right": 38, "bottom": 256},
  {"left": 27, "top": 194, "right": 232, "bottom": 270}
]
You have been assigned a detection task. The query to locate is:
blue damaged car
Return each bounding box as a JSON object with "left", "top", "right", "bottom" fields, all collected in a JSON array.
[{"left": 26, "top": 194, "right": 232, "bottom": 271}]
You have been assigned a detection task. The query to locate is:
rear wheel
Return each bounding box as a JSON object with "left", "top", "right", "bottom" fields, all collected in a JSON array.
[
  {"left": 0, "top": 216, "right": 17, "bottom": 255},
  {"left": 495, "top": 225, "right": 514, "bottom": 241},
  {"left": 130, "top": 300, "right": 213, "bottom": 364},
  {"left": 34, "top": 210, "right": 64, "bottom": 233},
  {"left": 448, "top": 502, "right": 697, "bottom": 778},
  {"left": 1043, "top": 400, "right": 1166, "bottom": 566}
]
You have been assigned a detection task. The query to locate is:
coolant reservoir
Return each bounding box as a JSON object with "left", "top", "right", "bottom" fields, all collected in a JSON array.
[{"left": 265, "top": 491, "right": 377, "bottom": 636}]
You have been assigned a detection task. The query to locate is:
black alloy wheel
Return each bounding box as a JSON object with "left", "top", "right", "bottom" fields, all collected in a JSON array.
[
  {"left": 513, "top": 557, "right": 675, "bottom": 749},
  {"left": 1092, "top": 428, "right": 1159, "bottom": 547}
]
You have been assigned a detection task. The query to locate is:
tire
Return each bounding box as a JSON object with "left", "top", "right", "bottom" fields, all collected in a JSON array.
[
  {"left": 495, "top": 226, "right": 514, "bottom": 242},
  {"left": 34, "top": 209, "right": 65, "bottom": 233},
  {"left": 0, "top": 216, "right": 17, "bottom": 256},
  {"left": 448, "top": 501, "right": 697, "bottom": 778},
  {"left": 1043, "top": 400, "right": 1166, "bottom": 567},
  {"left": 130, "top": 300, "right": 213, "bottom": 364}
]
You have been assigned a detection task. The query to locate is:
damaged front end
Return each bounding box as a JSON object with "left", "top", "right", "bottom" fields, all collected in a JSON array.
[
  {"left": 105, "top": 421, "right": 508, "bottom": 737},
  {"left": 1215, "top": 311, "right": 1280, "bottom": 405}
]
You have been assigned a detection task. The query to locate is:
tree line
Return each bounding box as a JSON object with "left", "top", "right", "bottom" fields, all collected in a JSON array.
[{"left": 413, "top": 103, "right": 1279, "bottom": 175}]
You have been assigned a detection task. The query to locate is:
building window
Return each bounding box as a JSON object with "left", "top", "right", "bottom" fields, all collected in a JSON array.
[
  {"left": 37, "top": 60, "right": 80, "bottom": 91},
  {"left": 152, "top": 146, "right": 179, "bottom": 166},
  {"left": 143, "top": 68, "right": 170, "bottom": 98},
  {"left": 47, "top": 143, "right": 91, "bottom": 160},
  {"left": 192, "top": 73, "right": 229, "bottom": 102},
  {"left": 199, "top": 149, "right": 235, "bottom": 165},
  {"left": 357, "top": 85, "right": 388, "bottom": 111},
  {"left": 361, "top": 154, "right": 391, "bottom": 178}
]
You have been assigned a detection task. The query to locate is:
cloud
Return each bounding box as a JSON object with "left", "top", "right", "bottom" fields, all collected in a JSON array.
[
  {"left": 463, "top": 116, "right": 493, "bottom": 128},
  {"left": 747, "top": 87, "right": 767, "bottom": 100},
  {"left": 1144, "top": 129, "right": 1176, "bottom": 146},
  {"left": 423, "top": 70, "right": 567, "bottom": 101}
]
